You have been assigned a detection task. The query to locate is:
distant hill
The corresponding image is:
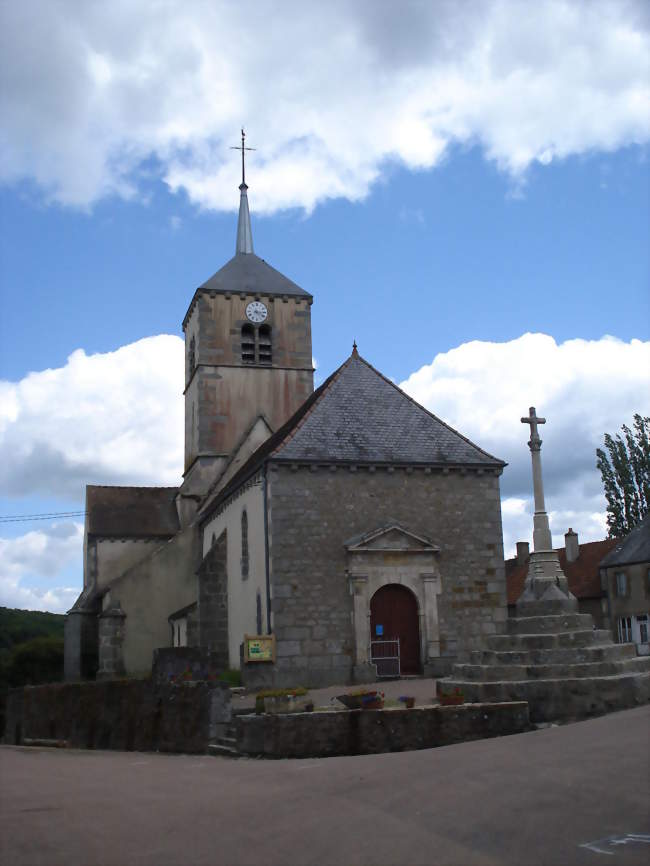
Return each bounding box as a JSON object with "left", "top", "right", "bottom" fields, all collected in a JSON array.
[{"left": 0, "top": 606, "right": 65, "bottom": 650}]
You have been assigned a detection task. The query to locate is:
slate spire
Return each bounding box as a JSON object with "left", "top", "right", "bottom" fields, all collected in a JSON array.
[
  {"left": 231, "top": 129, "right": 255, "bottom": 255},
  {"left": 236, "top": 182, "right": 254, "bottom": 255}
]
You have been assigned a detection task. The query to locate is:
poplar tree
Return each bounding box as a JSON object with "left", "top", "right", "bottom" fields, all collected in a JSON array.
[{"left": 596, "top": 414, "right": 650, "bottom": 538}]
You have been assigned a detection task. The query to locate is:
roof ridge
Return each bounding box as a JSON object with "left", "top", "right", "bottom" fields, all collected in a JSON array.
[{"left": 354, "top": 353, "right": 506, "bottom": 466}]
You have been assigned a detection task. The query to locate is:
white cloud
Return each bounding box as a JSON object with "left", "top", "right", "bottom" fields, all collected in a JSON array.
[
  {"left": 0, "top": 0, "right": 648, "bottom": 211},
  {"left": 0, "top": 335, "right": 184, "bottom": 499},
  {"left": 0, "top": 521, "right": 83, "bottom": 613},
  {"left": 400, "top": 333, "right": 650, "bottom": 556}
]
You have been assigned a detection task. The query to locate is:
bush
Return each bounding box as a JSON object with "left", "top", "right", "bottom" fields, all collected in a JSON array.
[{"left": 6, "top": 636, "right": 64, "bottom": 687}]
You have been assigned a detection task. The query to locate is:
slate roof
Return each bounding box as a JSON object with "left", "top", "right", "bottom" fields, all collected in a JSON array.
[
  {"left": 272, "top": 353, "right": 505, "bottom": 466},
  {"left": 86, "top": 486, "right": 180, "bottom": 538},
  {"left": 199, "top": 252, "right": 311, "bottom": 299},
  {"left": 599, "top": 514, "right": 650, "bottom": 568},
  {"left": 199, "top": 352, "right": 505, "bottom": 522},
  {"left": 505, "top": 538, "right": 618, "bottom": 604}
]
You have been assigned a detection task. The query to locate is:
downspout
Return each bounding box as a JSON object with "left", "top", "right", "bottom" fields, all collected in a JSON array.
[{"left": 263, "top": 464, "right": 272, "bottom": 634}]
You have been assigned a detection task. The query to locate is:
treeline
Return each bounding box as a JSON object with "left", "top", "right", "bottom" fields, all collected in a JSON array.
[{"left": 0, "top": 607, "right": 65, "bottom": 690}]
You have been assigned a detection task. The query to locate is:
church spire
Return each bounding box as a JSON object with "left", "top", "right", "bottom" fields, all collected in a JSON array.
[{"left": 231, "top": 129, "right": 255, "bottom": 255}]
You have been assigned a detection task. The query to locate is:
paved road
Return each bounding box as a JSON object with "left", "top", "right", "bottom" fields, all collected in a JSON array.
[{"left": 1, "top": 706, "right": 649, "bottom": 866}]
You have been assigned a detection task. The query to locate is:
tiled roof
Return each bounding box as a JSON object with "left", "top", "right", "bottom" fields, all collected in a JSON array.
[
  {"left": 505, "top": 538, "right": 619, "bottom": 604},
  {"left": 273, "top": 353, "right": 505, "bottom": 466},
  {"left": 199, "top": 252, "right": 311, "bottom": 299},
  {"left": 599, "top": 514, "right": 650, "bottom": 568},
  {"left": 86, "top": 486, "right": 180, "bottom": 538},
  {"left": 198, "top": 352, "right": 504, "bottom": 523}
]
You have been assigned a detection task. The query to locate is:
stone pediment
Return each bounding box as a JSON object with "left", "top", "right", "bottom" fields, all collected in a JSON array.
[{"left": 345, "top": 523, "right": 439, "bottom": 553}]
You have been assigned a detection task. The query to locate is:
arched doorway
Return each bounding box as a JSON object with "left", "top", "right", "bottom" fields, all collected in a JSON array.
[{"left": 370, "top": 584, "right": 420, "bottom": 675}]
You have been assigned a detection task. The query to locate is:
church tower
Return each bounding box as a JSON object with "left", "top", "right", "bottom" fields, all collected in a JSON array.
[{"left": 181, "top": 137, "right": 314, "bottom": 500}]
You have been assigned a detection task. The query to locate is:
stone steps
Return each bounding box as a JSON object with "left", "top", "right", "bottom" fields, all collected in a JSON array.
[
  {"left": 441, "top": 672, "right": 650, "bottom": 723},
  {"left": 506, "top": 613, "right": 594, "bottom": 635},
  {"left": 469, "top": 643, "right": 638, "bottom": 666},
  {"left": 453, "top": 656, "right": 650, "bottom": 682},
  {"left": 487, "top": 629, "right": 611, "bottom": 651}
]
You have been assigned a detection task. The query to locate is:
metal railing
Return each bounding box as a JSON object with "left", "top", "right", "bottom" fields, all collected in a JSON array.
[{"left": 370, "top": 638, "right": 400, "bottom": 677}]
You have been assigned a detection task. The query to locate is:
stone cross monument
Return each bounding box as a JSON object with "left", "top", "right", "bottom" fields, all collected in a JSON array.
[{"left": 517, "top": 407, "right": 577, "bottom": 614}]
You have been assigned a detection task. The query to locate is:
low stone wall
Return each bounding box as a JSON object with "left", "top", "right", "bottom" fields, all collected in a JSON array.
[
  {"left": 4, "top": 679, "right": 231, "bottom": 754},
  {"left": 235, "top": 701, "right": 531, "bottom": 758},
  {"left": 151, "top": 647, "right": 225, "bottom": 685}
]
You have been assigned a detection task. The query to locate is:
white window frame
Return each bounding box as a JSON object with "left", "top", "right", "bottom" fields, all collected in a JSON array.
[{"left": 618, "top": 616, "right": 633, "bottom": 643}]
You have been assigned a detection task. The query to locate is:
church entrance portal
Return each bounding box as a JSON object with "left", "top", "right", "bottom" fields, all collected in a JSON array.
[{"left": 370, "top": 584, "right": 420, "bottom": 675}]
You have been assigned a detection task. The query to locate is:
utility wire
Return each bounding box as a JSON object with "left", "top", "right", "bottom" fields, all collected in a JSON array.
[{"left": 0, "top": 511, "right": 86, "bottom": 524}]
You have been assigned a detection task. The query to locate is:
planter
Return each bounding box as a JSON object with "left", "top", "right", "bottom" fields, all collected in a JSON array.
[
  {"left": 438, "top": 694, "right": 464, "bottom": 706},
  {"left": 399, "top": 696, "right": 415, "bottom": 709},
  {"left": 336, "top": 691, "right": 377, "bottom": 710},
  {"left": 362, "top": 698, "right": 384, "bottom": 710}
]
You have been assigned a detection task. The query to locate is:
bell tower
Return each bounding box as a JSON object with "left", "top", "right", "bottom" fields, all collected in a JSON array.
[{"left": 180, "top": 133, "right": 314, "bottom": 501}]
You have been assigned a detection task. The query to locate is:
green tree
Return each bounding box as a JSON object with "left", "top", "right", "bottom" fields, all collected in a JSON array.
[{"left": 596, "top": 413, "right": 650, "bottom": 538}]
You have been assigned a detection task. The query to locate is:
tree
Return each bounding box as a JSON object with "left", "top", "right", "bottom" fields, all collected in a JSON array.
[{"left": 596, "top": 413, "right": 650, "bottom": 538}]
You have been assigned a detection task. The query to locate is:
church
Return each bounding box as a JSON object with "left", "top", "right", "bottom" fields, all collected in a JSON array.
[{"left": 65, "top": 154, "right": 508, "bottom": 688}]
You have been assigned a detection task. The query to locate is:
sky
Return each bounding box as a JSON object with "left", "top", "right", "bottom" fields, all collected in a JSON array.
[{"left": 0, "top": 0, "right": 649, "bottom": 613}]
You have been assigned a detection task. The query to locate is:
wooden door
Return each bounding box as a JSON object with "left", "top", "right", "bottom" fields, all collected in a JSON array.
[{"left": 370, "top": 584, "right": 420, "bottom": 675}]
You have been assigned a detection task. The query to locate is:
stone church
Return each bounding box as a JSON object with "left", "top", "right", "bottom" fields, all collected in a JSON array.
[{"left": 65, "top": 168, "right": 508, "bottom": 688}]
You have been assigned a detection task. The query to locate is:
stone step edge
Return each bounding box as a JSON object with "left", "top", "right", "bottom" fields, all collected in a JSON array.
[{"left": 442, "top": 671, "right": 650, "bottom": 687}]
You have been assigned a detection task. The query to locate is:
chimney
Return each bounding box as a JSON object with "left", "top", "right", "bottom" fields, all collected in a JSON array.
[
  {"left": 516, "top": 541, "right": 529, "bottom": 565},
  {"left": 565, "top": 528, "right": 579, "bottom": 563}
]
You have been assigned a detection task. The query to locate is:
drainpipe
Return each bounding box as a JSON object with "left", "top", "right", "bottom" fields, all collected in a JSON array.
[{"left": 262, "top": 465, "right": 272, "bottom": 634}]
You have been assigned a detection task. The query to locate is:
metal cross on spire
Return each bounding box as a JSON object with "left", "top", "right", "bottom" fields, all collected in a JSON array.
[{"left": 230, "top": 128, "right": 256, "bottom": 187}]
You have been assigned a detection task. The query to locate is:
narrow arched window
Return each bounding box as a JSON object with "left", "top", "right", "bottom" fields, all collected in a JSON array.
[
  {"left": 258, "top": 325, "right": 272, "bottom": 365},
  {"left": 188, "top": 335, "right": 196, "bottom": 379},
  {"left": 241, "top": 324, "right": 255, "bottom": 363},
  {"left": 241, "top": 510, "right": 249, "bottom": 579}
]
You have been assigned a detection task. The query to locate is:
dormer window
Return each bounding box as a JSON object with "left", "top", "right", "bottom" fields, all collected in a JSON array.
[{"left": 241, "top": 324, "right": 272, "bottom": 365}]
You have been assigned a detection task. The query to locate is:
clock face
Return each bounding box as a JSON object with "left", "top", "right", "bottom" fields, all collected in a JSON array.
[{"left": 245, "top": 301, "right": 268, "bottom": 324}]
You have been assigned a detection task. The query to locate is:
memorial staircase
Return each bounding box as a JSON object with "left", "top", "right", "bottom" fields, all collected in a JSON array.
[{"left": 440, "top": 610, "right": 650, "bottom": 723}]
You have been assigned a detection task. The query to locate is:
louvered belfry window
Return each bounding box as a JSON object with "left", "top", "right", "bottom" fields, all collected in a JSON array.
[
  {"left": 241, "top": 509, "right": 249, "bottom": 579},
  {"left": 241, "top": 324, "right": 272, "bottom": 365},
  {"left": 241, "top": 324, "right": 255, "bottom": 363},
  {"left": 258, "top": 324, "right": 272, "bottom": 365}
]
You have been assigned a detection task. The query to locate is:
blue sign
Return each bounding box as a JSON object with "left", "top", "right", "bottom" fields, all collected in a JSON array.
[{"left": 376, "top": 624, "right": 384, "bottom": 636}]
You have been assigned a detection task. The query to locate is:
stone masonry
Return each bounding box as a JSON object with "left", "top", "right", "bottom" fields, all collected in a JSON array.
[
  {"left": 267, "top": 463, "right": 507, "bottom": 687},
  {"left": 197, "top": 530, "right": 229, "bottom": 668}
]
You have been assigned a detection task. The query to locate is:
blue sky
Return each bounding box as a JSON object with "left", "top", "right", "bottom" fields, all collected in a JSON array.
[{"left": 0, "top": 1, "right": 649, "bottom": 612}]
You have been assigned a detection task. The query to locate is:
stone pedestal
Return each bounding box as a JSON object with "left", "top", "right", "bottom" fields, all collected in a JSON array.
[{"left": 516, "top": 550, "right": 578, "bottom": 616}]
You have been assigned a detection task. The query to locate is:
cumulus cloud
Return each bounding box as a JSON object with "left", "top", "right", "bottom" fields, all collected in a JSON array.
[
  {"left": 0, "top": 335, "right": 184, "bottom": 500},
  {"left": 0, "top": 521, "right": 83, "bottom": 613},
  {"left": 399, "top": 333, "right": 650, "bottom": 556},
  {"left": 0, "top": 0, "right": 648, "bottom": 211}
]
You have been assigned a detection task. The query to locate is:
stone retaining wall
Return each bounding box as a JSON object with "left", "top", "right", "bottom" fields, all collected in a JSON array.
[
  {"left": 235, "top": 701, "right": 531, "bottom": 758},
  {"left": 4, "top": 680, "right": 231, "bottom": 754}
]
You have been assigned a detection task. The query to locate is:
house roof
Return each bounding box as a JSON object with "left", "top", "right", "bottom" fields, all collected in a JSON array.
[
  {"left": 599, "top": 514, "right": 650, "bottom": 568},
  {"left": 86, "top": 485, "right": 180, "bottom": 538},
  {"left": 199, "top": 351, "right": 505, "bottom": 522},
  {"left": 199, "top": 252, "right": 311, "bottom": 299},
  {"left": 505, "top": 537, "right": 619, "bottom": 605}
]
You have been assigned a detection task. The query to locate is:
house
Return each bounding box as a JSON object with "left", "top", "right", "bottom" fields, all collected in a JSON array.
[{"left": 599, "top": 515, "right": 650, "bottom": 655}]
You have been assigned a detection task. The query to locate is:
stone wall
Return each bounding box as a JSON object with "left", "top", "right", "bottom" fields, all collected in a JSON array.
[
  {"left": 236, "top": 701, "right": 531, "bottom": 758},
  {"left": 197, "top": 531, "right": 229, "bottom": 667},
  {"left": 267, "top": 464, "right": 507, "bottom": 687},
  {"left": 4, "top": 680, "right": 231, "bottom": 754}
]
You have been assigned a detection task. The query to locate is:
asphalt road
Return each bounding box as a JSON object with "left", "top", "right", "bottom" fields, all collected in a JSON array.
[{"left": 1, "top": 706, "right": 649, "bottom": 866}]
